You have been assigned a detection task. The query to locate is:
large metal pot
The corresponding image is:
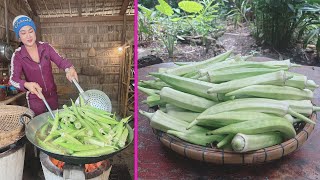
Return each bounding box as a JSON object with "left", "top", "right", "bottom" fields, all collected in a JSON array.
[
  {"left": 0, "top": 42, "right": 14, "bottom": 62},
  {"left": 20, "top": 110, "right": 134, "bottom": 165}
]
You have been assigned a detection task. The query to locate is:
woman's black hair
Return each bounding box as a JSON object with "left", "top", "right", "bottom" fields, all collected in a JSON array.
[{"left": 18, "top": 42, "right": 23, "bottom": 47}]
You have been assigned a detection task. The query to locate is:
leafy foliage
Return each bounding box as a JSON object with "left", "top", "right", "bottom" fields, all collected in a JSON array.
[
  {"left": 155, "top": 0, "right": 174, "bottom": 16},
  {"left": 178, "top": 1, "right": 204, "bottom": 13},
  {"left": 139, "top": 0, "right": 225, "bottom": 57},
  {"left": 253, "top": 0, "right": 320, "bottom": 50},
  {"left": 227, "top": 0, "right": 252, "bottom": 29}
]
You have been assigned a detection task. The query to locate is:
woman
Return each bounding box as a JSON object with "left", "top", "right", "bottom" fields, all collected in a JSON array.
[{"left": 10, "top": 15, "right": 78, "bottom": 116}]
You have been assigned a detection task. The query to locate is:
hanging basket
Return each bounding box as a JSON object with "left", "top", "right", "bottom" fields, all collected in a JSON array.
[{"left": 153, "top": 113, "right": 316, "bottom": 164}]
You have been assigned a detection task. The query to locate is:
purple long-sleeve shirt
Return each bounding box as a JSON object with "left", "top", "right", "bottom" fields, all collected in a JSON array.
[{"left": 10, "top": 41, "right": 72, "bottom": 99}]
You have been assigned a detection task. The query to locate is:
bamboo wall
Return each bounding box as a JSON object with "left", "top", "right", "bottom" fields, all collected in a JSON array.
[
  {"left": 0, "top": 0, "right": 38, "bottom": 107},
  {"left": 0, "top": 0, "right": 40, "bottom": 46},
  {"left": 40, "top": 18, "right": 134, "bottom": 111},
  {"left": 0, "top": 0, "right": 40, "bottom": 76}
]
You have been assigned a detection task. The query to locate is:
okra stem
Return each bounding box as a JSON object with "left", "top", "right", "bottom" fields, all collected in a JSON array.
[
  {"left": 44, "top": 111, "right": 60, "bottom": 142},
  {"left": 313, "top": 106, "right": 320, "bottom": 111},
  {"left": 139, "top": 110, "right": 153, "bottom": 119},
  {"left": 288, "top": 108, "right": 315, "bottom": 124},
  {"left": 217, "top": 134, "right": 234, "bottom": 148},
  {"left": 118, "top": 128, "right": 129, "bottom": 148}
]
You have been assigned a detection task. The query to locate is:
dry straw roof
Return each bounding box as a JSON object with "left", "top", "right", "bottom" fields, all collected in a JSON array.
[{"left": 25, "top": 0, "right": 134, "bottom": 18}]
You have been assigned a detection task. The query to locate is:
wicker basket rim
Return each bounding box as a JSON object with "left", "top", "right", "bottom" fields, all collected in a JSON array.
[{"left": 154, "top": 112, "right": 316, "bottom": 164}]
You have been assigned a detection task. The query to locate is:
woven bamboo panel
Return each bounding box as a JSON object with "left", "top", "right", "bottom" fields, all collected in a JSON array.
[
  {"left": 41, "top": 19, "right": 133, "bottom": 110},
  {"left": 0, "top": 105, "right": 34, "bottom": 149},
  {"left": 119, "top": 46, "right": 134, "bottom": 117},
  {"left": 0, "top": 0, "right": 37, "bottom": 45},
  {"left": 154, "top": 113, "right": 316, "bottom": 164}
]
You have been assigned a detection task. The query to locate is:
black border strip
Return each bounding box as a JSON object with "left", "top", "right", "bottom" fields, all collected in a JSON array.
[
  {"left": 184, "top": 144, "right": 188, "bottom": 157},
  {"left": 280, "top": 143, "right": 285, "bottom": 157},
  {"left": 202, "top": 147, "right": 206, "bottom": 162},
  {"left": 222, "top": 149, "right": 224, "bottom": 164},
  {"left": 242, "top": 153, "right": 245, "bottom": 164},
  {"left": 302, "top": 129, "right": 309, "bottom": 139},
  {"left": 294, "top": 137, "right": 299, "bottom": 150}
]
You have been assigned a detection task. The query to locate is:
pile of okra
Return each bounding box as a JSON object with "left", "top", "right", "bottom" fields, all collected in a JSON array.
[
  {"left": 139, "top": 51, "right": 319, "bottom": 152},
  {"left": 36, "top": 99, "right": 131, "bottom": 157}
]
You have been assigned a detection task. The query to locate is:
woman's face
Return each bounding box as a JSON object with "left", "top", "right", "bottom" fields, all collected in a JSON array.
[{"left": 19, "top": 25, "right": 36, "bottom": 47}]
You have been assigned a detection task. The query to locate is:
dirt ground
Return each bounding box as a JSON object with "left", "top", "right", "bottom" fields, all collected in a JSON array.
[{"left": 138, "top": 24, "right": 319, "bottom": 66}]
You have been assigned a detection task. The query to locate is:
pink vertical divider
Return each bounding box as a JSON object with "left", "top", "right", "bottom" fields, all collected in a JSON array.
[{"left": 133, "top": 0, "right": 138, "bottom": 179}]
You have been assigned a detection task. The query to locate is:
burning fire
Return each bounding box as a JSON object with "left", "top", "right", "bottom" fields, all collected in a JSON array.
[{"left": 50, "top": 157, "right": 104, "bottom": 173}]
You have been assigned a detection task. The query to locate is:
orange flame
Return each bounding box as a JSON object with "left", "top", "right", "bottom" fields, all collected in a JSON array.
[{"left": 49, "top": 157, "right": 104, "bottom": 173}]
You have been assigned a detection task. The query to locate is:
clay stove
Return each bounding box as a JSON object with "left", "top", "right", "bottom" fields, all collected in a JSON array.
[{"left": 40, "top": 152, "right": 111, "bottom": 180}]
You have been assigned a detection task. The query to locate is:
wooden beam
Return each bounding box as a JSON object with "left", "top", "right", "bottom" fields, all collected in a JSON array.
[
  {"left": 26, "top": 0, "right": 38, "bottom": 16},
  {"left": 85, "top": 0, "right": 88, "bottom": 16},
  {"left": 40, "top": 15, "right": 134, "bottom": 23},
  {"left": 0, "top": 25, "right": 14, "bottom": 32},
  {"left": 121, "top": 15, "right": 127, "bottom": 44},
  {"left": 0, "top": 2, "right": 30, "bottom": 17},
  {"left": 68, "top": 0, "right": 72, "bottom": 16},
  {"left": 129, "top": 1, "right": 133, "bottom": 15},
  {"left": 102, "top": 0, "right": 106, "bottom": 13},
  {"left": 34, "top": 0, "right": 42, "bottom": 15},
  {"left": 93, "top": 0, "right": 96, "bottom": 16},
  {"left": 42, "top": 0, "right": 51, "bottom": 15},
  {"left": 77, "top": 0, "right": 82, "bottom": 16},
  {"left": 119, "top": 0, "right": 129, "bottom": 15},
  {"left": 58, "top": 0, "right": 63, "bottom": 16},
  {"left": 4, "top": 0, "right": 9, "bottom": 43},
  {"left": 24, "top": 1, "right": 34, "bottom": 18},
  {"left": 51, "top": 0, "right": 58, "bottom": 16},
  {"left": 112, "top": 0, "right": 116, "bottom": 15}
]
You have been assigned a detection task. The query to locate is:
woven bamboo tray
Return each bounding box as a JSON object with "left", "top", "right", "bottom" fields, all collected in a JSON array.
[
  {"left": 153, "top": 113, "right": 316, "bottom": 164},
  {"left": 0, "top": 105, "right": 34, "bottom": 150}
]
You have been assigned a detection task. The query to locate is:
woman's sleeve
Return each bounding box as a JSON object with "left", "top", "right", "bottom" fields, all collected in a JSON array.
[
  {"left": 47, "top": 44, "right": 73, "bottom": 70},
  {"left": 9, "top": 53, "right": 27, "bottom": 92}
]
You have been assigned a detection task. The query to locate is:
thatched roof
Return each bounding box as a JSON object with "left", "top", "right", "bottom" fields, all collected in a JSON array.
[{"left": 25, "top": 0, "right": 134, "bottom": 18}]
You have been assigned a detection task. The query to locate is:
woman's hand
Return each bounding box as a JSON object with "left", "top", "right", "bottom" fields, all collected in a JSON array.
[
  {"left": 66, "top": 67, "right": 78, "bottom": 82},
  {"left": 24, "top": 82, "right": 43, "bottom": 99}
]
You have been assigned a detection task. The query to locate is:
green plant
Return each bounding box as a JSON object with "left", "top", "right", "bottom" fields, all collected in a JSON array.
[
  {"left": 139, "top": 0, "right": 180, "bottom": 57},
  {"left": 253, "top": 0, "right": 319, "bottom": 50},
  {"left": 297, "top": 3, "right": 320, "bottom": 57},
  {"left": 179, "top": 0, "right": 225, "bottom": 53},
  {"left": 139, "top": 0, "right": 226, "bottom": 57},
  {"left": 138, "top": 5, "right": 154, "bottom": 42},
  {"left": 227, "top": 0, "right": 252, "bottom": 29}
]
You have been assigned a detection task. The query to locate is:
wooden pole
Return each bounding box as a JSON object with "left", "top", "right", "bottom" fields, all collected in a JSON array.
[
  {"left": 4, "top": 0, "right": 9, "bottom": 44},
  {"left": 77, "top": 0, "right": 82, "bottom": 16},
  {"left": 119, "top": 0, "right": 129, "bottom": 15},
  {"left": 26, "top": 0, "right": 39, "bottom": 16},
  {"left": 121, "top": 15, "right": 127, "bottom": 45},
  {"left": 42, "top": 0, "right": 51, "bottom": 15}
]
